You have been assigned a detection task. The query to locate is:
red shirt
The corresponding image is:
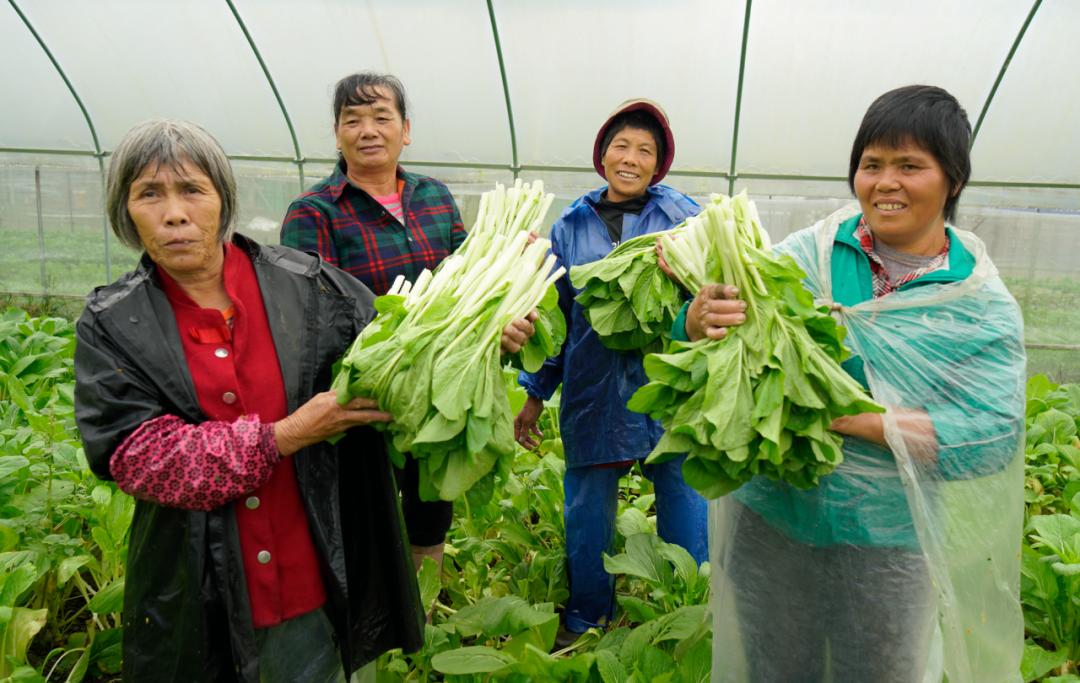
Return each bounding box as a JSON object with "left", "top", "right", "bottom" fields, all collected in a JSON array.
[{"left": 157, "top": 243, "right": 326, "bottom": 628}]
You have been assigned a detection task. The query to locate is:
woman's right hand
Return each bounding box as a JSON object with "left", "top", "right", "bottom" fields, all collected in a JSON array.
[
  {"left": 274, "top": 391, "right": 392, "bottom": 457},
  {"left": 685, "top": 284, "right": 746, "bottom": 341},
  {"left": 514, "top": 396, "right": 545, "bottom": 450}
]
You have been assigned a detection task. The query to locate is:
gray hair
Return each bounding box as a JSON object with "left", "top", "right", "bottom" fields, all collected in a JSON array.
[{"left": 106, "top": 119, "right": 237, "bottom": 251}]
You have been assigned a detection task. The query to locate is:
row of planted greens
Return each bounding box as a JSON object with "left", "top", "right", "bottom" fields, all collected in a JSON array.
[
  {"left": 1, "top": 321, "right": 1078, "bottom": 679},
  {"left": 1, "top": 182, "right": 1076, "bottom": 681}
]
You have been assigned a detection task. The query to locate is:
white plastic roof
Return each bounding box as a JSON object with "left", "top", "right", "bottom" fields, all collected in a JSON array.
[{"left": 2, "top": 0, "right": 1078, "bottom": 192}]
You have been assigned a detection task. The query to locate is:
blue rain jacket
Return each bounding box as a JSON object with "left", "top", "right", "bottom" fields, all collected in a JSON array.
[{"left": 519, "top": 184, "right": 699, "bottom": 468}]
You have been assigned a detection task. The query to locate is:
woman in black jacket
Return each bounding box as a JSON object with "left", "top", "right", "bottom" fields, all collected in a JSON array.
[{"left": 74, "top": 119, "right": 423, "bottom": 682}]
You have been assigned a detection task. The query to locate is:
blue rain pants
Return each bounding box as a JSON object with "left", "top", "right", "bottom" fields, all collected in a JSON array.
[{"left": 562, "top": 455, "right": 707, "bottom": 633}]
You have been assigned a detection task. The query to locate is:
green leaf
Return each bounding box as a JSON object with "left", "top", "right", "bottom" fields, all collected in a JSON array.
[
  {"left": 63, "top": 646, "right": 90, "bottom": 683},
  {"left": 87, "top": 579, "right": 124, "bottom": 615},
  {"left": 0, "top": 456, "right": 30, "bottom": 480},
  {"left": 603, "top": 534, "right": 667, "bottom": 585},
  {"left": 617, "top": 596, "right": 659, "bottom": 624},
  {"left": 656, "top": 542, "right": 699, "bottom": 588},
  {"left": 1023, "top": 639, "right": 1067, "bottom": 683},
  {"left": 616, "top": 508, "right": 654, "bottom": 538},
  {"left": 595, "top": 648, "right": 628, "bottom": 683},
  {"left": 87, "top": 627, "right": 123, "bottom": 675},
  {"left": 56, "top": 556, "right": 93, "bottom": 587},
  {"left": 0, "top": 606, "right": 46, "bottom": 674},
  {"left": 3, "top": 374, "right": 29, "bottom": 413},
  {"left": 417, "top": 557, "right": 441, "bottom": 614},
  {"left": 1034, "top": 408, "right": 1077, "bottom": 444},
  {"left": 0, "top": 564, "right": 38, "bottom": 607},
  {"left": 653, "top": 605, "right": 708, "bottom": 643},
  {"left": 431, "top": 645, "right": 515, "bottom": 674},
  {"left": 1030, "top": 514, "right": 1080, "bottom": 563},
  {"left": 4, "top": 664, "right": 46, "bottom": 682}
]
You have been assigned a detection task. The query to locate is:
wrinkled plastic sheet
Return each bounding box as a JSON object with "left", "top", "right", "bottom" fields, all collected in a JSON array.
[{"left": 710, "top": 206, "right": 1026, "bottom": 683}]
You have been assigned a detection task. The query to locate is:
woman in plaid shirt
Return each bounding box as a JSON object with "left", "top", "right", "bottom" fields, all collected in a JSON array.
[{"left": 281, "top": 72, "right": 535, "bottom": 575}]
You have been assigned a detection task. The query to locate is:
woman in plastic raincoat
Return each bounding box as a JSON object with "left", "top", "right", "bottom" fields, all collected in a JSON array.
[{"left": 694, "top": 86, "right": 1026, "bottom": 682}]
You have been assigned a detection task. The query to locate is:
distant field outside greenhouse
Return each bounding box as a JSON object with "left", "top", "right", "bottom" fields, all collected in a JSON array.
[{"left": 2, "top": 162, "right": 1080, "bottom": 382}]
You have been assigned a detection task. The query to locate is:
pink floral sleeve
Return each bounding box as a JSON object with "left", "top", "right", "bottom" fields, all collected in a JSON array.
[{"left": 110, "top": 414, "right": 280, "bottom": 511}]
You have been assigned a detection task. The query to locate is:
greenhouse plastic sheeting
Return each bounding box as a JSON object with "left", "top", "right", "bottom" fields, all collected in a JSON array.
[
  {"left": 496, "top": 0, "right": 742, "bottom": 172},
  {"left": 2, "top": 0, "right": 285, "bottom": 156},
  {"left": 969, "top": 0, "right": 1080, "bottom": 184},
  {"left": 709, "top": 206, "right": 1026, "bottom": 683},
  {"left": 735, "top": 0, "right": 1032, "bottom": 178},
  {"left": 1, "top": 1, "right": 1077, "bottom": 186},
  {"left": 234, "top": 0, "right": 511, "bottom": 163}
]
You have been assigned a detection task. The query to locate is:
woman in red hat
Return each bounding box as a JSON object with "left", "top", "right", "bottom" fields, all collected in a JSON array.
[{"left": 515, "top": 100, "right": 743, "bottom": 647}]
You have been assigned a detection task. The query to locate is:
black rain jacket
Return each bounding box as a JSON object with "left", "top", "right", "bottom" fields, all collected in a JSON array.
[{"left": 73, "top": 234, "right": 424, "bottom": 682}]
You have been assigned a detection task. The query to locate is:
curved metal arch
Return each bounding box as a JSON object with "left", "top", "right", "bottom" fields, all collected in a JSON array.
[
  {"left": 8, "top": 0, "right": 102, "bottom": 155},
  {"left": 8, "top": 0, "right": 114, "bottom": 280},
  {"left": 727, "top": 0, "right": 753, "bottom": 196},
  {"left": 971, "top": 0, "right": 1043, "bottom": 148},
  {"left": 486, "top": 0, "right": 520, "bottom": 178},
  {"left": 224, "top": 0, "right": 306, "bottom": 190}
]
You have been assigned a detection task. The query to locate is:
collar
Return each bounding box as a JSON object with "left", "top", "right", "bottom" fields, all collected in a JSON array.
[
  {"left": 156, "top": 242, "right": 250, "bottom": 343},
  {"left": 581, "top": 184, "right": 682, "bottom": 223},
  {"left": 836, "top": 213, "right": 976, "bottom": 286},
  {"left": 326, "top": 157, "right": 416, "bottom": 202}
]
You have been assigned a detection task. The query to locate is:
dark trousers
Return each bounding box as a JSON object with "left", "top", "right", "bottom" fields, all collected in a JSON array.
[
  {"left": 395, "top": 453, "right": 454, "bottom": 546},
  {"left": 727, "top": 505, "right": 934, "bottom": 683},
  {"left": 563, "top": 456, "right": 707, "bottom": 632}
]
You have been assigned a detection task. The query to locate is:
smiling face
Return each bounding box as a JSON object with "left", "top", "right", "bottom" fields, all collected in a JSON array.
[
  {"left": 853, "top": 142, "right": 954, "bottom": 254},
  {"left": 127, "top": 160, "right": 224, "bottom": 280},
  {"left": 601, "top": 126, "right": 659, "bottom": 202},
  {"left": 335, "top": 85, "right": 411, "bottom": 176}
]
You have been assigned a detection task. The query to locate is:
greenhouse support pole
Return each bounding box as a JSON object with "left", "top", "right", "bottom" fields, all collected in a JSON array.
[
  {"left": 65, "top": 171, "right": 74, "bottom": 233},
  {"left": 971, "top": 0, "right": 1042, "bottom": 147},
  {"left": 9, "top": 0, "right": 112, "bottom": 283},
  {"left": 728, "top": 0, "right": 753, "bottom": 196},
  {"left": 8, "top": 1, "right": 103, "bottom": 156},
  {"left": 224, "top": 0, "right": 306, "bottom": 194},
  {"left": 99, "top": 155, "right": 112, "bottom": 282},
  {"left": 34, "top": 168, "right": 47, "bottom": 294},
  {"left": 486, "top": 0, "right": 520, "bottom": 178}
]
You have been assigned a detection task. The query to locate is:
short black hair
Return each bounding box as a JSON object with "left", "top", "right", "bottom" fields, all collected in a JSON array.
[
  {"left": 600, "top": 110, "right": 665, "bottom": 166},
  {"left": 332, "top": 72, "right": 408, "bottom": 125},
  {"left": 848, "top": 85, "right": 972, "bottom": 223}
]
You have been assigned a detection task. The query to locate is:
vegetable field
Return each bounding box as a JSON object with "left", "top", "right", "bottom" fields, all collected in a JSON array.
[{"left": 1, "top": 307, "right": 1078, "bottom": 682}]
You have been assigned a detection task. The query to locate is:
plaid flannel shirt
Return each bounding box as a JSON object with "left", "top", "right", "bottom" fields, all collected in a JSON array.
[
  {"left": 854, "top": 216, "right": 950, "bottom": 298},
  {"left": 280, "top": 160, "right": 467, "bottom": 295}
]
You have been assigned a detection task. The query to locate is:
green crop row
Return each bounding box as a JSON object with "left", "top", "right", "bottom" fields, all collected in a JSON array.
[{"left": 0, "top": 308, "right": 1077, "bottom": 681}]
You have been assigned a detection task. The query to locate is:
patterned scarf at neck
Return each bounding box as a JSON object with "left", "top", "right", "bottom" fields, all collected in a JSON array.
[{"left": 854, "top": 217, "right": 950, "bottom": 298}]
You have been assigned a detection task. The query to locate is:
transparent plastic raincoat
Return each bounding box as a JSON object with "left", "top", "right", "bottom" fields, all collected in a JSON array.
[{"left": 710, "top": 206, "right": 1026, "bottom": 683}]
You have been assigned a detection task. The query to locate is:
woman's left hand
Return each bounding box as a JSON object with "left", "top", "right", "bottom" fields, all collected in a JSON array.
[
  {"left": 500, "top": 311, "right": 538, "bottom": 354},
  {"left": 829, "top": 413, "right": 885, "bottom": 445},
  {"left": 830, "top": 410, "right": 939, "bottom": 464},
  {"left": 655, "top": 240, "right": 679, "bottom": 282},
  {"left": 275, "top": 392, "right": 393, "bottom": 457}
]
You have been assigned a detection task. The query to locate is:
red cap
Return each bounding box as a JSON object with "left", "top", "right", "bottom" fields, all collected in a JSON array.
[{"left": 592, "top": 98, "right": 675, "bottom": 185}]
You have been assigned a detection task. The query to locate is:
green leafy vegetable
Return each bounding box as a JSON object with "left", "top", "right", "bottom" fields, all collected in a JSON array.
[
  {"left": 627, "top": 192, "right": 883, "bottom": 497},
  {"left": 570, "top": 231, "right": 686, "bottom": 352},
  {"left": 332, "top": 180, "right": 566, "bottom": 501}
]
